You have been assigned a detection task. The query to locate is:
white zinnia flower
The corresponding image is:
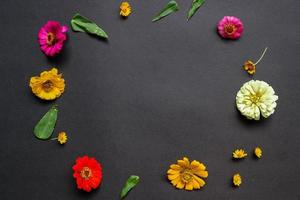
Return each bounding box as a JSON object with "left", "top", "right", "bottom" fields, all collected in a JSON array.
[{"left": 236, "top": 80, "right": 278, "bottom": 120}]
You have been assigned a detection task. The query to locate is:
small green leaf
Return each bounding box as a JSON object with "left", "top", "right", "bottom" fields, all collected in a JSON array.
[
  {"left": 120, "top": 175, "right": 140, "bottom": 199},
  {"left": 187, "top": 0, "right": 205, "bottom": 20},
  {"left": 152, "top": 1, "right": 179, "bottom": 22},
  {"left": 71, "top": 13, "right": 108, "bottom": 39},
  {"left": 34, "top": 106, "right": 58, "bottom": 140}
]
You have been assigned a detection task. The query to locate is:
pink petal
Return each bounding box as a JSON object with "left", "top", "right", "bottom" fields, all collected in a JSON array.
[{"left": 61, "top": 26, "right": 68, "bottom": 33}]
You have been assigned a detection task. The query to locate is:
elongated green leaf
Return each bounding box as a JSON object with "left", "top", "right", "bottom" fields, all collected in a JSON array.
[
  {"left": 187, "top": 0, "right": 205, "bottom": 20},
  {"left": 152, "top": 1, "right": 179, "bottom": 22},
  {"left": 71, "top": 13, "right": 108, "bottom": 39},
  {"left": 120, "top": 175, "right": 140, "bottom": 199},
  {"left": 34, "top": 106, "right": 58, "bottom": 140}
]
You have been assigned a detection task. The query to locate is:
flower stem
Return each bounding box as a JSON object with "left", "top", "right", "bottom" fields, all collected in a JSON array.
[
  {"left": 254, "top": 47, "right": 268, "bottom": 65},
  {"left": 50, "top": 137, "right": 57, "bottom": 140}
]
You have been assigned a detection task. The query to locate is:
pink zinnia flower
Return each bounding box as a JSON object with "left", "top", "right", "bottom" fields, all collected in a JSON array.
[
  {"left": 38, "top": 21, "right": 68, "bottom": 57},
  {"left": 217, "top": 16, "right": 244, "bottom": 40}
]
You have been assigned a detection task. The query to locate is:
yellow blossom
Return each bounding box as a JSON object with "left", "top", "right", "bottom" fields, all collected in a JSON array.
[
  {"left": 167, "top": 157, "right": 208, "bottom": 191},
  {"left": 254, "top": 147, "right": 262, "bottom": 158},
  {"left": 120, "top": 2, "right": 132, "bottom": 17},
  {"left": 243, "top": 60, "right": 256, "bottom": 75},
  {"left": 29, "top": 68, "right": 65, "bottom": 100},
  {"left": 57, "top": 132, "right": 67, "bottom": 144},
  {"left": 233, "top": 173, "right": 242, "bottom": 187},
  {"left": 236, "top": 80, "right": 278, "bottom": 120},
  {"left": 232, "top": 149, "right": 247, "bottom": 159}
]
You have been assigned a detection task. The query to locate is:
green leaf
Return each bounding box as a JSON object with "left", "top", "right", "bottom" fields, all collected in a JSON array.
[
  {"left": 152, "top": 1, "right": 179, "bottom": 22},
  {"left": 34, "top": 106, "right": 58, "bottom": 140},
  {"left": 120, "top": 175, "right": 140, "bottom": 199},
  {"left": 187, "top": 0, "right": 205, "bottom": 20},
  {"left": 71, "top": 13, "right": 108, "bottom": 39}
]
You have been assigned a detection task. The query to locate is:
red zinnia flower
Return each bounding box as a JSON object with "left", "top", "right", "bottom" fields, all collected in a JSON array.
[{"left": 72, "top": 156, "right": 103, "bottom": 192}]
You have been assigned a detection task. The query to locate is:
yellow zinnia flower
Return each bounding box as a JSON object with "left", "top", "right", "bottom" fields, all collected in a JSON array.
[
  {"left": 29, "top": 68, "right": 65, "bottom": 100},
  {"left": 120, "top": 2, "right": 132, "bottom": 17},
  {"left": 236, "top": 80, "right": 278, "bottom": 120},
  {"left": 57, "top": 132, "right": 67, "bottom": 144},
  {"left": 167, "top": 157, "right": 208, "bottom": 191},
  {"left": 233, "top": 173, "right": 242, "bottom": 187},
  {"left": 254, "top": 147, "right": 262, "bottom": 158},
  {"left": 232, "top": 149, "right": 247, "bottom": 159}
]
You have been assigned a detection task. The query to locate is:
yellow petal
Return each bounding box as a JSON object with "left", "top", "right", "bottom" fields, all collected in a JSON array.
[
  {"left": 171, "top": 176, "right": 181, "bottom": 186},
  {"left": 183, "top": 157, "right": 190, "bottom": 166},
  {"left": 176, "top": 180, "right": 185, "bottom": 189},
  {"left": 168, "top": 173, "right": 180, "bottom": 181},
  {"left": 170, "top": 164, "right": 182, "bottom": 170},
  {"left": 193, "top": 170, "right": 208, "bottom": 178},
  {"left": 185, "top": 182, "right": 194, "bottom": 190},
  {"left": 190, "top": 160, "right": 200, "bottom": 168},
  {"left": 192, "top": 179, "right": 200, "bottom": 189},
  {"left": 167, "top": 169, "right": 180, "bottom": 175},
  {"left": 193, "top": 175, "right": 205, "bottom": 187},
  {"left": 199, "top": 163, "right": 206, "bottom": 170},
  {"left": 50, "top": 68, "right": 58, "bottom": 74},
  {"left": 177, "top": 160, "right": 188, "bottom": 168}
]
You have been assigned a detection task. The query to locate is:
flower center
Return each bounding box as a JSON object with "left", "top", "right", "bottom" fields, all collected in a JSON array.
[
  {"left": 46, "top": 32, "right": 56, "bottom": 45},
  {"left": 247, "top": 65, "right": 254, "bottom": 71},
  {"left": 250, "top": 93, "right": 262, "bottom": 104},
  {"left": 80, "top": 167, "right": 92, "bottom": 180},
  {"left": 181, "top": 170, "right": 193, "bottom": 183},
  {"left": 42, "top": 80, "right": 53, "bottom": 92},
  {"left": 224, "top": 24, "right": 236, "bottom": 35}
]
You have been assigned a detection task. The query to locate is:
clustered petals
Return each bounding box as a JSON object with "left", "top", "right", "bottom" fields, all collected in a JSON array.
[
  {"left": 72, "top": 156, "right": 103, "bottom": 192},
  {"left": 38, "top": 21, "right": 68, "bottom": 57},
  {"left": 232, "top": 149, "right": 247, "bottom": 159},
  {"left": 254, "top": 147, "right": 263, "bottom": 158},
  {"left": 233, "top": 173, "right": 242, "bottom": 187},
  {"left": 57, "top": 132, "right": 67, "bottom": 144},
  {"left": 29, "top": 68, "right": 65, "bottom": 100},
  {"left": 218, "top": 16, "right": 244, "bottom": 40},
  {"left": 236, "top": 80, "right": 278, "bottom": 120},
  {"left": 243, "top": 60, "right": 256, "bottom": 75},
  {"left": 120, "top": 2, "right": 132, "bottom": 17},
  {"left": 167, "top": 157, "right": 208, "bottom": 191}
]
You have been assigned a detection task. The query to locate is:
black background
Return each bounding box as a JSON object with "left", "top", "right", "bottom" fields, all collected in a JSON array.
[{"left": 0, "top": 0, "right": 299, "bottom": 199}]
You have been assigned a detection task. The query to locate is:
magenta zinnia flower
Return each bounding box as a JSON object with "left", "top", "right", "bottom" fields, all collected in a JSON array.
[
  {"left": 38, "top": 21, "right": 68, "bottom": 57},
  {"left": 217, "top": 16, "right": 244, "bottom": 40}
]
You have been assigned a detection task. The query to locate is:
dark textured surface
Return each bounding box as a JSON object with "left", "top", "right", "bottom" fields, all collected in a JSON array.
[{"left": 0, "top": 0, "right": 299, "bottom": 199}]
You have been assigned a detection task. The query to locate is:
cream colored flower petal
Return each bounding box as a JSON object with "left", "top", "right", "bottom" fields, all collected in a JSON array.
[{"left": 236, "top": 80, "right": 278, "bottom": 120}]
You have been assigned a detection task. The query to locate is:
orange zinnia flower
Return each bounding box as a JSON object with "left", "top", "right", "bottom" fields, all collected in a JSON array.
[
  {"left": 72, "top": 156, "right": 103, "bottom": 192},
  {"left": 243, "top": 47, "right": 268, "bottom": 75}
]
